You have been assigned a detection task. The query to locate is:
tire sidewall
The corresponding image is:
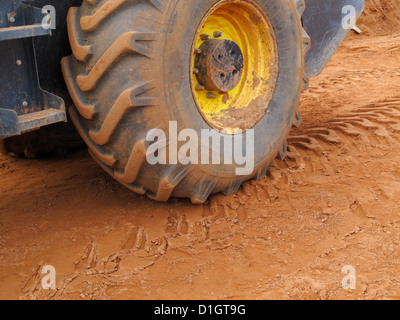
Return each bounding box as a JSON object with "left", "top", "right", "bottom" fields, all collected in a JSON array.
[{"left": 162, "top": 0, "right": 303, "bottom": 181}]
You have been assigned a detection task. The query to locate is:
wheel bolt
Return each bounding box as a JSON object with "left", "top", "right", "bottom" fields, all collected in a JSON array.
[
  {"left": 213, "top": 31, "right": 223, "bottom": 38},
  {"left": 195, "top": 84, "right": 205, "bottom": 91},
  {"left": 194, "top": 48, "right": 202, "bottom": 55},
  {"left": 192, "top": 68, "right": 199, "bottom": 74},
  {"left": 200, "top": 34, "right": 211, "bottom": 41},
  {"left": 206, "top": 92, "right": 216, "bottom": 99}
]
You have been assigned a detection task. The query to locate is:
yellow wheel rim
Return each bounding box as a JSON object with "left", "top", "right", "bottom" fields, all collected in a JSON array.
[{"left": 190, "top": 0, "right": 278, "bottom": 133}]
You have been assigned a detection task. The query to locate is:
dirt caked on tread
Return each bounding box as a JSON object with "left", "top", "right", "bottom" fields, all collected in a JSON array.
[{"left": 62, "top": 0, "right": 311, "bottom": 203}]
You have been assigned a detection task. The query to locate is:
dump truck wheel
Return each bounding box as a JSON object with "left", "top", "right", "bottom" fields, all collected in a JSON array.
[{"left": 62, "top": 0, "right": 310, "bottom": 203}]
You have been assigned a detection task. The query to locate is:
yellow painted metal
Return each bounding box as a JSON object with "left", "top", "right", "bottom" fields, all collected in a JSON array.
[{"left": 190, "top": 0, "right": 278, "bottom": 133}]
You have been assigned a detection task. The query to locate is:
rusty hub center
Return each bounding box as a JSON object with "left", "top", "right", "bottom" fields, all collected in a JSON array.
[{"left": 194, "top": 39, "right": 244, "bottom": 93}]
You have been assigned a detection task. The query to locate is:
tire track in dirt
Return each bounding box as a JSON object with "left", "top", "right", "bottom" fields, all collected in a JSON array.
[
  {"left": 18, "top": 96, "right": 400, "bottom": 299},
  {"left": 3, "top": 0, "right": 400, "bottom": 300},
  {"left": 208, "top": 96, "right": 400, "bottom": 220}
]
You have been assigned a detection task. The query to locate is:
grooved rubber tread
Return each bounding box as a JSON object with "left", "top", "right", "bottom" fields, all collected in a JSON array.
[{"left": 62, "top": 0, "right": 310, "bottom": 203}]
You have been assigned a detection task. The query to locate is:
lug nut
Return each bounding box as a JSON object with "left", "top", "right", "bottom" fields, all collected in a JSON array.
[
  {"left": 22, "top": 101, "right": 28, "bottom": 107},
  {"left": 16, "top": 60, "right": 22, "bottom": 66},
  {"left": 192, "top": 68, "right": 199, "bottom": 74},
  {"left": 195, "top": 84, "right": 205, "bottom": 91},
  {"left": 194, "top": 48, "right": 202, "bottom": 55},
  {"left": 213, "top": 31, "right": 223, "bottom": 38},
  {"left": 206, "top": 92, "right": 217, "bottom": 99},
  {"left": 200, "top": 34, "right": 211, "bottom": 41},
  {"left": 9, "top": 17, "right": 15, "bottom": 23}
]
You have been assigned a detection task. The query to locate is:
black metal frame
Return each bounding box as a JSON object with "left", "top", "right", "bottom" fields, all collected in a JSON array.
[{"left": 0, "top": 0, "right": 68, "bottom": 139}]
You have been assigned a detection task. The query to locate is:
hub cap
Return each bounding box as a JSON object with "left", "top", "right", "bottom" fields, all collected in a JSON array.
[{"left": 194, "top": 39, "right": 244, "bottom": 93}]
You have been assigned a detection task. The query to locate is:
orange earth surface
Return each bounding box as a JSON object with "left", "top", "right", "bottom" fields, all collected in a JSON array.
[{"left": 0, "top": 0, "right": 399, "bottom": 300}]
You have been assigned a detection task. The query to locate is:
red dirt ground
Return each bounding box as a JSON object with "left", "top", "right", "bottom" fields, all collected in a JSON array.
[{"left": 0, "top": 0, "right": 399, "bottom": 300}]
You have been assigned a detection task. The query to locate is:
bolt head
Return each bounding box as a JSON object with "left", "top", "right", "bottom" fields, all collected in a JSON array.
[
  {"left": 9, "top": 17, "right": 15, "bottom": 23},
  {"left": 200, "top": 34, "right": 211, "bottom": 41},
  {"left": 206, "top": 92, "right": 217, "bottom": 99},
  {"left": 16, "top": 60, "right": 22, "bottom": 66},
  {"left": 22, "top": 101, "right": 28, "bottom": 107},
  {"left": 214, "top": 31, "right": 223, "bottom": 38}
]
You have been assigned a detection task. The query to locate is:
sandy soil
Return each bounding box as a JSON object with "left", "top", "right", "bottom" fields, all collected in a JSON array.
[{"left": 1, "top": 0, "right": 400, "bottom": 300}]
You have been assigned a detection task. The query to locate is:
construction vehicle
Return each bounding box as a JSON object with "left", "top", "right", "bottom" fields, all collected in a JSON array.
[{"left": 0, "top": 0, "right": 365, "bottom": 203}]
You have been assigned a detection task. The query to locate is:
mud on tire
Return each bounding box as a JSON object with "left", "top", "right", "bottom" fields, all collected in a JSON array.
[{"left": 62, "top": 0, "right": 310, "bottom": 203}]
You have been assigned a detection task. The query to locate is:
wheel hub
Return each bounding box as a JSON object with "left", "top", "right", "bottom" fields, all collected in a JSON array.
[
  {"left": 190, "top": 0, "right": 278, "bottom": 133},
  {"left": 194, "top": 39, "right": 244, "bottom": 93}
]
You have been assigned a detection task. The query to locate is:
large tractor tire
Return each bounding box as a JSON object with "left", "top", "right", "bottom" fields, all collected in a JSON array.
[{"left": 62, "top": 0, "right": 310, "bottom": 203}]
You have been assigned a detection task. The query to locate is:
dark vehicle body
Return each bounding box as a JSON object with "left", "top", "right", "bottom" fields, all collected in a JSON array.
[{"left": 0, "top": 0, "right": 364, "bottom": 139}]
